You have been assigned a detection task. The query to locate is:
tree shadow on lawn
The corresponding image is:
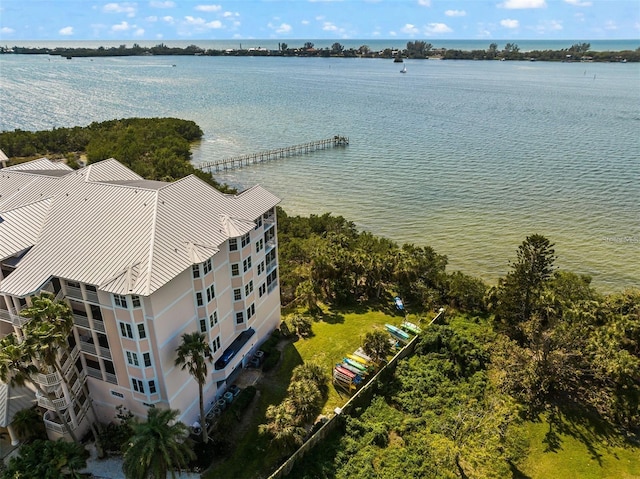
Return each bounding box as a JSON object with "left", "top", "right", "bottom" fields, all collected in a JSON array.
[
  {"left": 205, "top": 343, "right": 304, "bottom": 479},
  {"left": 539, "top": 401, "right": 631, "bottom": 466}
]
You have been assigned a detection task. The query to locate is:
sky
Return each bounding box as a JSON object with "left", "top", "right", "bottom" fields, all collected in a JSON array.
[{"left": 0, "top": 0, "right": 638, "bottom": 42}]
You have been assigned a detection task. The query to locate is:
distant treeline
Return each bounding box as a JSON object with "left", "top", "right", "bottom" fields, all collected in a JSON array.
[{"left": 2, "top": 40, "right": 638, "bottom": 62}]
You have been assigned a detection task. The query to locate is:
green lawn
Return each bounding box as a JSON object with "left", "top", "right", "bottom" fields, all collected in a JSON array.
[
  {"left": 519, "top": 413, "right": 640, "bottom": 479},
  {"left": 205, "top": 305, "right": 406, "bottom": 478},
  {"left": 292, "top": 306, "right": 408, "bottom": 414}
]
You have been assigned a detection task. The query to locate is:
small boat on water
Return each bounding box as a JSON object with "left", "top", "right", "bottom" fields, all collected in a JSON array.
[{"left": 400, "top": 65, "right": 407, "bottom": 73}]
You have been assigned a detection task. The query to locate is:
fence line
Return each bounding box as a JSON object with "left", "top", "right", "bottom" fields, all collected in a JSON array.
[{"left": 267, "top": 310, "right": 445, "bottom": 479}]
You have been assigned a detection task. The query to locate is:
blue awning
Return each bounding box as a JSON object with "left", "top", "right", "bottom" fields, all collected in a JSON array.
[{"left": 214, "top": 328, "right": 255, "bottom": 370}]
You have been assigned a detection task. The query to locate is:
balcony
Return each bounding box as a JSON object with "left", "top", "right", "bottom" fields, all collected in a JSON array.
[
  {"left": 263, "top": 215, "right": 275, "bottom": 229},
  {"left": 33, "top": 370, "right": 61, "bottom": 389},
  {"left": 0, "top": 308, "right": 28, "bottom": 327},
  {"left": 36, "top": 391, "right": 72, "bottom": 410},
  {"left": 93, "top": 319, "right": 106, "bottom": 333},
  {"left": 85, "top": 290, "right": 99, "bottom": 303},
  {"left": 79, "top": 339, "right": 96, "bottom": 355},
  {"left": 267, "top": 279, "right": 279, "bottom": 294},
  {"left": 73, "top": 313, "right": 90, "bottom": 329},
  {"left": 212, "top": 328, "right": 255, "bottom": 382},
  {"left": 65, "top": 286, "right": 83, "bottom": 300}
]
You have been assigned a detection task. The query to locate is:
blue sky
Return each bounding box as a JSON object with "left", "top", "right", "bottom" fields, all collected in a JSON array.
[{"left": 0, "top": 1, "right": 638, "bottom": 42}]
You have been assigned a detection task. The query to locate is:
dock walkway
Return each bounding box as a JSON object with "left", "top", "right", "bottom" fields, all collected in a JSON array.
[{"left": 195, "top": 136, "right": 349, "bottom": 173}]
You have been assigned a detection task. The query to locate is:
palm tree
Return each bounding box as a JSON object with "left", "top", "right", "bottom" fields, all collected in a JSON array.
[
  {"left": 362, "top": 329, "right": 393, "bottom": 365},
  {"left": 175, "top": 332, "right": 212, "bottom": 443},
  {"left": 0, "top": 333, "right": 78, "bottom": 441},
  {"left": 11, "top": 406, "right": 46, "bottom": 442},
  {"left": 122, "top": 408, "right": 195, "bottom": 479},
  {"left": 259, "top": 401, "right": 306, "bottom": 450},
  {"left": 21, "top": 292, "right": 101, "bottom": 444}
]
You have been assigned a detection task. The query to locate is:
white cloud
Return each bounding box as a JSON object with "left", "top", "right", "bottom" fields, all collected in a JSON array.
[
  {"left": 146, "top": 16, "right": 158, "bottom": 22},
  {"left": 323, "top": 22, "right": 339, "bottom": 32},
  {"left": 163, "top": 16, "right": 175, "bottom": 24},
  {"left": 401, "top": 24, "right": 419, "bottom": 35},
  {"left": 59, "top": 26, "right": 74, "bottom": 35},
  {"left": 301, "top": 20, "right": 310, "bottom": 25},
  {"left": 418, "top": 0, "right": 431, "bottom": 6},
  {"left": 500, "top": 18, "right": 520, "bottom": 28},
  {"left": 564, "top": 0, "right": 591, "bottom": 6},
  {"left": 268, "top": 22, "right": 292, "bottom": 34},
  {"left": 134, "top": 28, "right": 145, "bottom": 36},
  {"left": 445, "top": 10, "right": 466, "bottom": 17},
  {"left": 184, "top": 16, "right": 223, "bottom": 29},
  {"left": 499, "top": 0, "right": 546, "bottom": 9},
  {"left": 103, "top": 3, "right": 137, "bottom": 17},
  {"left": 604, "top": 20, "right": 618, "bottom": 30},
  {"left": 112, "top": 21, "right": 132, "bottom": 31},
  {"left": 195, "top": 4, "right": 221, "bottom": 12},
  {"left": 1, "top": 27, "right": 15, "bottom": 34},
  {"left": 425, "top": 23, "right": 453, "bottom": 34},
  {"left": 149, "top": 1, "right": 175, "bottom": 7},
  {"left": 223, "top": 11, "right": 238, "bottom": 18},
  {"left": 532, "top": 19, "right": 563, "bottom": 33}
]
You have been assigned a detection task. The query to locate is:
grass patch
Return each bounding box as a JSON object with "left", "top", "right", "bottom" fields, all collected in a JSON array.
[
  {"left": 519, "top": 412, "right": 640, "bottom": 479},
  {"left": 292, "top": 307, "right": 402, "bottom": 415},
  {"left": 204, "top": 343, "right": 302, "bottom": 479}
]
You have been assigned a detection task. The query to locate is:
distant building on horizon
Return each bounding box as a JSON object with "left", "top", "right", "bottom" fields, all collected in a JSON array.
[{"left": 0, "top": 157, "right": 281, "bottom": 444}]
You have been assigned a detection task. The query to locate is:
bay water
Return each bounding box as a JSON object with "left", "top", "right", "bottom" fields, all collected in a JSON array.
[{"left": 1, "top": 52, "right": 638, "bottom": 290}]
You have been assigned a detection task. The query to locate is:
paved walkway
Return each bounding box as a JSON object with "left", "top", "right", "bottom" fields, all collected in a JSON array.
[{"left": 82, "top": 444, "right": 201, "bottom": 479}]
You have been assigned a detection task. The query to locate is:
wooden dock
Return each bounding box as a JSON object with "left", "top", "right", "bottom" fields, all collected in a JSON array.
[{"left": 195, "top": 136, "right": 349, "bottom": 173}]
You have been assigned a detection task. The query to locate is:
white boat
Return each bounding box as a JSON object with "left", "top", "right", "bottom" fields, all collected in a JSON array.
[{"left": 400, "top": 64, "right": 407, "bottom": 73}]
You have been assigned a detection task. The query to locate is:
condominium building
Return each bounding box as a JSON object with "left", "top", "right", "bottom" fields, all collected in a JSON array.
[{"left": 0, "top": 157, "right": 281, "bottom": 444}]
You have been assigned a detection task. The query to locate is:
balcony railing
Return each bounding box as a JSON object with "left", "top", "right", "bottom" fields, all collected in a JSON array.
[
  {"left": 85, "top": 290, "right": 99, "bottom": 303},
  {"left": 73, "top": 314, "right": 90, "bottom": 329},
  {"left": 105, "top": 372, "right": 118, "bottom": 385},
  {"left": 93, "top": 320, "right": 106, "bottom": 333},
  {"left": 43, "top": 411, "right": 66, "bottom": 434},
  {"left": 0, "top": 308, "right": 29, "bottom": 327},
  {"left": 65, "top": 286, "right": 83, "bottom": 300},
  {"left": 79, "top": 340, "right": 96, "bottom": 355},
  {"left": 267, "top": 279, "right": 279, "bottom": 294},
  {"left": 36, "top": 391, "right": 72, "bottom": 411},
  {"left": 98, "top": 346, "right": 112, "bottom": 360},
  {"left": 86, "top": 367, "right": 102, "bottom": 380}
]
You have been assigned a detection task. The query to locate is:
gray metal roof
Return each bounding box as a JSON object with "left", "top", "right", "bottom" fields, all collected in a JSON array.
[
  {"left": 0, "top": 383, "right": 36, "bottom": 427},
  {"left": 0, "top": 158, "right": 280, "bottom": 297}
]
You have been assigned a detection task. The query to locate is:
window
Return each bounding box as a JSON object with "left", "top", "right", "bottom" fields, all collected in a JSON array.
[
  {"left": 67, "top": 281, "right": 80, "bottom": 288},
  {"left": 114, "top": 294, "right": 128, "bottom": 308},
  {"left": 203, "top": 258, "right": 212, "bottom": 274},
  {"left": 199, "top": 318, "right": 207, "bottom": 333},
  {"left": 229, "top": 238, "right": 238, "bottom": 251},
  {"left": 257, "top": 261, "right": 265, "bottom": 275},
  {"left": 246, "top": 303, "right": 255, "bottom": 320},
  {"left": 233, "top": 288, "right": 242, "bottom": 301},
  {"left": 126, "top": 351, "right": 139, "bottom": 367},
  {"left": 137, "top": 323, "right": 147, "bottom": 340},
  {"left": 212, "top": 336, "right": 221, "bottom": 353},
  {"left": 231, "top": 263, "right": 240, "bottom": 276},
  {"left": 132, "top": 295, "right": 141, "bottom": 308},
  {"left": 149, "top": 380, "right": 157, "bottom": 394},
  {"left": 111, "top": 390, "right": 124, "bottom": 398},
  {"left": 143, "top": 352, "right": 151, "bottom": 368},
  {"left": 259, "top": 283, "right": 266, "bottom": 298},
  {"left": 255, "top": 217, "right": 262, "bottom": 228},
  {"left": 132, "top": 378, "right": 144, "bottom": 393},
  {"left": 241, "top": 233, "right": 251, "bottom": 247},
  {"left": 192, "top": 264, "right": 200, "bottom": 279},
  {"left": 196, "top": 292, "right": 203, "bottom": 307},
  {"left": 243, "top": 256, "right": 252, "bottom": 272},
  {"left": 244, "top": 280, "right": 253, "bottom": 296},
  {"left": 209, "top": 311, "right": 218, "bottom": 328},
  {"left": 236, "top": 312, "right": 244, "bottom": 324},
  {"left": 119, "top": 322, "right": 134, "bottom": 339},
  {"left": 255, "top": 239, "right": 263, "bottom": 253},
  {"left": 206, "top": 284, "right": 215, "bottom": 302}
]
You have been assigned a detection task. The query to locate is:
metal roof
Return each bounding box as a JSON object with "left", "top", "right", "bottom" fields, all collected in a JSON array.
[{"left": 0, "top": 158, "right": 280, "bottom": 297}]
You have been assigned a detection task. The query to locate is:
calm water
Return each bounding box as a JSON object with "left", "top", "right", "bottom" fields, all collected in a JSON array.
[{"left": 1, "top": 53, "right": 638, "bottom": 291}]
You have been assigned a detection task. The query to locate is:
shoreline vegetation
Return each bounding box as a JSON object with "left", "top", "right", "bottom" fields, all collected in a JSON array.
[{"left": 1, "top": 40, "right": 638, "bottom": 62}]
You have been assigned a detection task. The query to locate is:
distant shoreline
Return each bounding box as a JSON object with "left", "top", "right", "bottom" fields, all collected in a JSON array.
[{"left": 1, "top": 40, "right": 638, "bottom": 62}]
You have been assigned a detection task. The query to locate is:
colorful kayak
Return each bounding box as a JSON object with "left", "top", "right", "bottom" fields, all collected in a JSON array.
[
  {"left": 334, "top": 365, "right": 356, "bottom": 378},
  {"left": 353, "top": 348, "right": 373, "bottom": 363},
  {"left": 343, "top": 358, "right": 368, "bottom": 372},
  {"left": 401, "top": 321, "right": 422, "bottom": 335},
  {"left": 339, "top": 362, "right": 363, "bottom": 375},
  {"left": 385, "top": 323, "right": 410, "bottom": 341},
  {"left": 347, "top": 353, "right": 370, "bottom": 366}
]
